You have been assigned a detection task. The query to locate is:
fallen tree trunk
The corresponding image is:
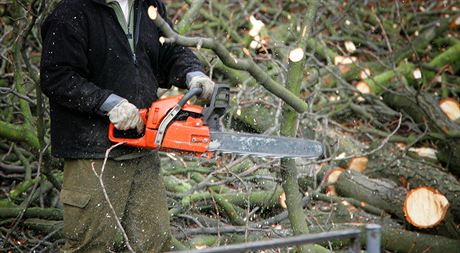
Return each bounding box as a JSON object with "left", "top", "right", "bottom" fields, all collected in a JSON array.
[
  {"left": 335, "top": 170, "right": 406, "bottom": 218},
  {"left": 335, "top": 170, "right": 459, "bottom": 238},
  {"left": 365, "top": 152, "right": 460, "bottom": 223}
]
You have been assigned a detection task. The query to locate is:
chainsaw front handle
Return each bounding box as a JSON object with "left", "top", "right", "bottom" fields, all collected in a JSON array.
[
  {"left": 108, "top": 108, "right": 149, "bottom": 146},
  {"left": 178, "top": 87, "right": 202, "bottom": 107}
]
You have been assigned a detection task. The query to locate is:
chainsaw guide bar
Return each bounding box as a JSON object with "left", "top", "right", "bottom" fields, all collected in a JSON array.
[{"left": 208, "top": 131, "right": 324, "bottom": 159}]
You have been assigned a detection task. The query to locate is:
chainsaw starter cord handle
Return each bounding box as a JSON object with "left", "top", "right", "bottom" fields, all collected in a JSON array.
[{"left": 178, "top": 87, "right": 203, "bottom": 107}]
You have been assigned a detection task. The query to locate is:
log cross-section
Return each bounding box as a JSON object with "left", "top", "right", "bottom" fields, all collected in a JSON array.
[{"left": 403, "top": 187, "right": 450, "bottom": 229}]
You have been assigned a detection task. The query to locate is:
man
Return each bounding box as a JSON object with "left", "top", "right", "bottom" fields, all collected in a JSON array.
[{"left": 40, "top": 0, "right": 214, "bottom": 251}]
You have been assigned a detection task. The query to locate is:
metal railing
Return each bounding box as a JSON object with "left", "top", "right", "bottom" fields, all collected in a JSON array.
[{"left": 177, "top": 224, "right": 381, "bottom": 253}]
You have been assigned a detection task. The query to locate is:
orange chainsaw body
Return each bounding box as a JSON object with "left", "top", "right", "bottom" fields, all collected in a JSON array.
[{"left": 108, "top": 95, "right": 213, "bottom": 157}]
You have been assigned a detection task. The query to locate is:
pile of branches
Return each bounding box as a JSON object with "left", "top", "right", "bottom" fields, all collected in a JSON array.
[{"left": 1, "top": 0, "right": 459, "bottom": 252}]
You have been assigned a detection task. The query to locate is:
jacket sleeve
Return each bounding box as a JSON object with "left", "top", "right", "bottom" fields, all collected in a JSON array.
[
  {"left": 155, "top": 0, "right": 204, "bottom": 89},
  {"left": 40, "top": 19, "right": 113, "bottom": 115}
]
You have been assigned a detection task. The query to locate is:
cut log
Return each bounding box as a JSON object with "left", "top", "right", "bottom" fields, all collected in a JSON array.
[
  {"left": 366, "top": 150, "right": 460, "bottom": 223},
  {"left": 324, "top": 167, "right": 345, "bottom": 196},
  {"left": 403, "top": 187, "right": 449, "bottom": 229},
  {"left": 347, "top": 157, "right": 368, "bottom": 172},
  {"left": 335, "top": 170, "right": 459, "bottom": 238}
]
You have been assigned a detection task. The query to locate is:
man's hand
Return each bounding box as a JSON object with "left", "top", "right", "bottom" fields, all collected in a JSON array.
[
  {"left": 186, "top": 72, "right": 215, "bottom": 100},
  {"left": 107, "top": 100, "right": 144, "bottom": 134}
]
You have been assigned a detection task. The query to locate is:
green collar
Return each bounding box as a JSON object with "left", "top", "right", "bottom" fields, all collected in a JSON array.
[{"left": 107, "top": 0, "right": 135, "bottom": 53}]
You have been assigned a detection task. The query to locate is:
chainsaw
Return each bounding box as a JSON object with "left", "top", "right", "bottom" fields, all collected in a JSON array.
[{"left": 108, "top": 85, "right": 324, "bottom": 159}]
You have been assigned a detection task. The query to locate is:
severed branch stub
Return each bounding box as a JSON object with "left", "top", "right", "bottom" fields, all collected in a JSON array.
[
  {"left": 288, "top": 48, "right": 305, "bottom": 63},
  {"left": 147, "top": 6, "right": 308, "bottom": 113}
]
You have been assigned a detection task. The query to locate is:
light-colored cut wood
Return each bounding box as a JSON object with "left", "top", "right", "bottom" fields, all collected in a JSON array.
[
  {"left": 348, "top": 156, "right": 368, "bottom": 172},
  {"left": 325, "top": 167, "right": 345, "bottom": 196},
  {"left": 279, "top": 192, "right": 287, "bottom": 209},
  {"left": 439, "top": 98, "right": 460, "bottom": 121},
  {"left": 289, "top": 48, "right": 305, "bottom": 62},
  {"left": 147, "top": 6, "right": 158, "bottom": 20},
  {"left": 355, "top": 81, "right": 370, "bottom": 94},
  {"left": 403, "top": 187, "right": 449, "bottom": 228}
]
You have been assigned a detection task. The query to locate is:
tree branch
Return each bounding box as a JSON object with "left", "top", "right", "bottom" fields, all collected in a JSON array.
[{"left": 147, "top": 6, "right": 308, "bottom": 113}]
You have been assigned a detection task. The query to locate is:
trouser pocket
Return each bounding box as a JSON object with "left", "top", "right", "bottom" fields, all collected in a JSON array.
[{"left": 60, "top": 189, "right": 91, "bottom": 242}]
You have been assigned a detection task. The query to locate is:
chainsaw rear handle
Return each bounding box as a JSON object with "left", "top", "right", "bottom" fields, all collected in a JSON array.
[{"left": 108, "top": 108, "right": 148, "bottom": 145}]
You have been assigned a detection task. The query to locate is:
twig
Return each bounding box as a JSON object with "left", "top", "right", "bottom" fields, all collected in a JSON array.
[
  {"left": 374, "top": 14, "right": 393, "bottom": 53},
  {"left": 91, "top": 142, "right": 136, "bottom": 253}
]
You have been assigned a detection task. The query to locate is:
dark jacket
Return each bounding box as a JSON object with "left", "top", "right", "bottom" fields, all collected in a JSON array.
[{"left": 40, "top": 0, "right": 203, "bottom": 158}]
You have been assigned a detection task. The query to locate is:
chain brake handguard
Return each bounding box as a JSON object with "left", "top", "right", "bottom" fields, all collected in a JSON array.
[{"left": 201, "top": 85, "right": 230, "bottom": 131}]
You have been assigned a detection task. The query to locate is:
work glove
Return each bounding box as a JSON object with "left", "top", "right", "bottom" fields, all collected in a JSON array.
[
  {"left": 107, "top": 99, "right": 144, "bottom": 134},
  {"left": 186, "top": 71, "right": 215, "bottom": 101}
]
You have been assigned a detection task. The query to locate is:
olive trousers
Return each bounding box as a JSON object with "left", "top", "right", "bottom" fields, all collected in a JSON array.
[{"left": 60, "top": 153, "right": 171, "bottom": 252}]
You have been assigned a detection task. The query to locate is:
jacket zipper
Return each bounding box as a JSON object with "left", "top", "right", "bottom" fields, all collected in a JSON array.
[
  {"left": 133, "top": 1, "right": 142, "bottom": 67},
  {"left": 108, "top": 0, "right": 138, "bottom": 66},
  {"left": 127, "top": 1, "right": 138, "bottom": 66}
]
